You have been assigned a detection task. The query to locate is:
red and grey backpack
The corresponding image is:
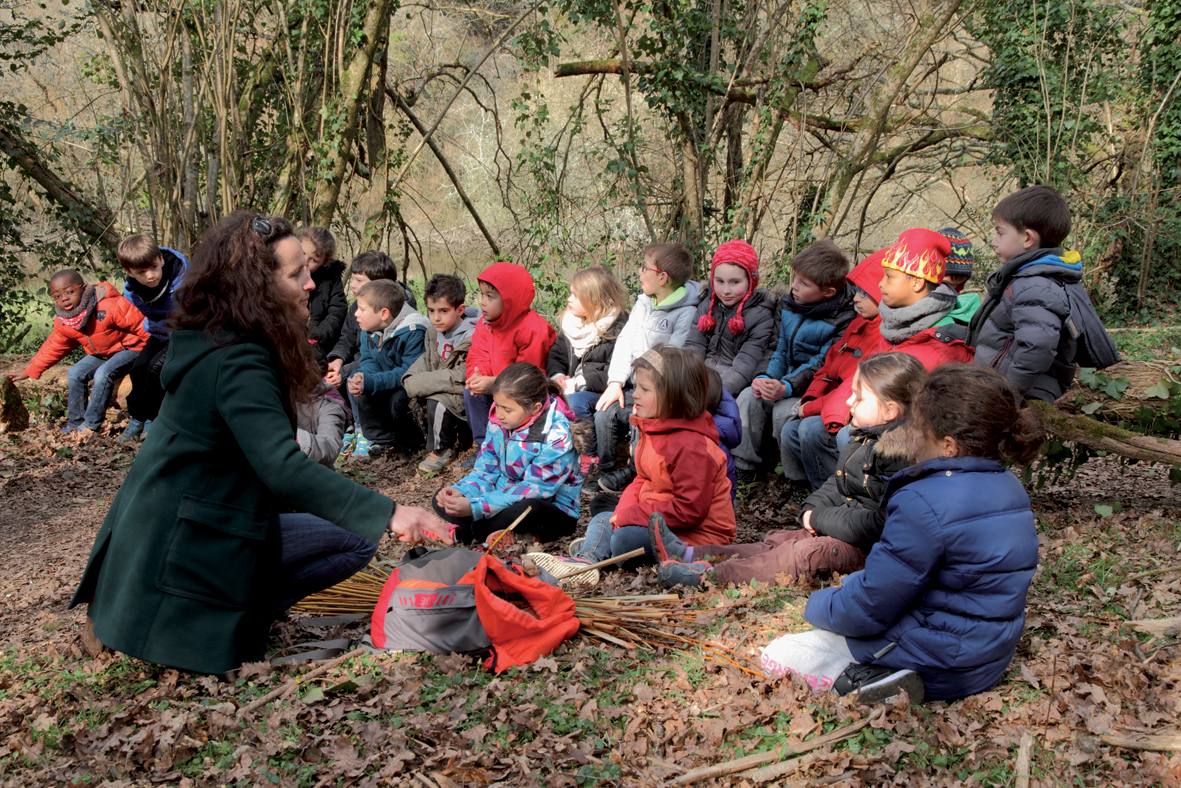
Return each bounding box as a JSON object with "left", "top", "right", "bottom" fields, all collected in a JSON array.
[{"left": 364, "top": 547, "right": 579, "bottom": 672}]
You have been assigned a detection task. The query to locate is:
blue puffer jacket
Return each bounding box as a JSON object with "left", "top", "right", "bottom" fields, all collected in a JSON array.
[
  {"left": 760, "top": 288, "right": 855, "bottom": 396},
  {"left": 454, "top": 396, "right": 583, "bottom": 520},
  {"left": 804, "top": 456, "right": 1038, "bottom": 701},
  {"left": 358, "top": 304, "right": 430, "bottom": 395},
  {"left": 123, "top": 247, "right": 189, "bottom": 339}
]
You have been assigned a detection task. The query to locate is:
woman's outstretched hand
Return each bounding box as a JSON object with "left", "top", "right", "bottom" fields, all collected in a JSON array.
[{"left": 388, "top": 506, "right": 454, "bottom": 545}]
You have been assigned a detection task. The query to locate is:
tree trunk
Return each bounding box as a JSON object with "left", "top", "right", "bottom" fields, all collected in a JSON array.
[{"left": 311, "top": 0, "right": 395, "bottom": 228}]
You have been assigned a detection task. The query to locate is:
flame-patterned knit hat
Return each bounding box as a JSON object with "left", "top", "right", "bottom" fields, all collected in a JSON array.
[
  {"left": 938, "top": 227, "right": 974, "bottom": 279},
  {"left": 880, "top": 228, "right": 952, "bottom": 284},
  {"left": 698, "top": 239, "right": 760, "bottom": 336}
]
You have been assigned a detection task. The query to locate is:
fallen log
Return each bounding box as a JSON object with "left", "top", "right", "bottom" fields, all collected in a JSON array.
[
  {"left": 1056, "top": 360, "right": 1175, "bottom": 420},
  {"left": 1028, "top": 400, "right": 1181, "bottom": 466}
]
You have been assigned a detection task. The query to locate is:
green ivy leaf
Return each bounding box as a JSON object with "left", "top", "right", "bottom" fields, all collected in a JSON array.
[
  {"left": 1145, "top": 381, "right": 1172, "bottom": 399},
  {"left": 1094, "top": 504, "right": 1114, "bottom": 518}
]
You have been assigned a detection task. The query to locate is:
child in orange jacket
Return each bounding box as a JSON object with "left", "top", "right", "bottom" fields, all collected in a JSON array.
[
  {"left": 463, "top": 261, "right": 556, "bottom": 460},
  {"left": 538, "top": 346, "right": 735, "bottom": 584},
  {"left": 6, "top": 270, "right": 149, "bottom": 434}
]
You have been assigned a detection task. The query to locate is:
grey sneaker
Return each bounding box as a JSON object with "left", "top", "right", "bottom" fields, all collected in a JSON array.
[
  {"left": 834, "top": 664, "right": 925, "bottom": 704},
  {"left": 647, "top": 512, "right": 688, "bottom": 563},
  {"left": 657, "top": 560, "right": 713, "bottom": 588},
  {"left": 116, "top": 419, "right": 144, "bottom": 442},
  {"left": 568, "top": 537, "right": 585, "bottom": 557},
  {"left": 418, "top": 448, "right": 456, "bottom": 474}
]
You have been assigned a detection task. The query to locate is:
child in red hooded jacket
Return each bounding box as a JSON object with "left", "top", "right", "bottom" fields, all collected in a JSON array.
[
  {"left": 463, "top": 262, "right": 556, "bottom": 464},
  {"left": 780, "top": 250, "right": 886, "bottom": 489},
  {"left": 536, "top": 346, "right": 735, "bottom": 585},
  {"left": 6, "top": 269, "right": 148, "bottom": 435}
]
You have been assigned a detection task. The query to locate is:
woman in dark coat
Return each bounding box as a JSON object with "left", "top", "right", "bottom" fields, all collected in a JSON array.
[{"left": 71, "top": 212, "right": 450, "bottom": 675}]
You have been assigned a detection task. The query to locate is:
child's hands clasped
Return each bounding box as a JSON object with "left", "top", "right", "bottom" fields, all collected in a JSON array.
[
  {"left": 435, "top": 487, "right": 473, "bottom": 518},
  {"left": 324, "top": 359, "right": 344, "bottom": 387},
  {"left": 752, "top": 377, "right": 787, "bottom": 402},
  {"left": 466, "top": 374, "right": 494, "bottom": 396},
  {"left": 346, "top": 372, "right": 364, "bottom": 396}
]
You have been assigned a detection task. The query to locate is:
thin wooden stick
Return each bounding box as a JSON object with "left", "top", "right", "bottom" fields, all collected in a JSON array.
[
  {"left": 1100, "top": 731, "right": 1181, "bottom": 752},
  {"left": 484, "top": 506, "right": 533, "bottom": 555},
  {"left": 1126, "top": 563, "right": 1181, "bottom": 582},
  {"left": 671, "top": 708, "right": 884, "bottom": 785},
  {"left": 561, "top": 547, "right": 646, "bottom": 578},
  {"left": 238, "top": 648, "right": 365, "bottom": 717},
  {"left": 1014, "top": 731, "right": 1034, "bottom": 788}
]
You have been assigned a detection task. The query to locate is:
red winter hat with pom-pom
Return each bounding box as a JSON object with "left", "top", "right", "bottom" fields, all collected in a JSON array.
[{"left": 698, "top": 240, "right": 760, "bottom": 336}]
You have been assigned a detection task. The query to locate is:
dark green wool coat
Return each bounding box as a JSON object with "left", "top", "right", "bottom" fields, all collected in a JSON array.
[{"left": 71, "top": 330, "right": 393, "bottom": 674}]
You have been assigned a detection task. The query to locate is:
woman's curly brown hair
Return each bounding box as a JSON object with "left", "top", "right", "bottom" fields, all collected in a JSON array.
[{"left": 170, "top": 211, "right": 319, "bottom": 422}]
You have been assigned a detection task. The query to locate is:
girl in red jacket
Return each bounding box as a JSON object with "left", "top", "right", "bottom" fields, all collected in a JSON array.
[
  {"left": 6, "top": 270, "right": 148, "bottom": 435},
  {"left": 536, "top": 346, "right": 736, "bottom": 585}
]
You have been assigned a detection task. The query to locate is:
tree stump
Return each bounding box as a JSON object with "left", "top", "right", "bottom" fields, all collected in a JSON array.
[{"left": 0, "top": 377, "right": 29, "bottom": 433}]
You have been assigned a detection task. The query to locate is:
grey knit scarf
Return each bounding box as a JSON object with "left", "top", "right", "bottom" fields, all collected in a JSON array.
[{"left": 877, "top": 282, "right": 958, "bottom": 342}]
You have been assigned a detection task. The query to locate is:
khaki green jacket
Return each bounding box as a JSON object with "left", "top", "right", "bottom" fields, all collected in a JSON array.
[{"left": 71, "top": 330, "right": 392, "bottom": 674}]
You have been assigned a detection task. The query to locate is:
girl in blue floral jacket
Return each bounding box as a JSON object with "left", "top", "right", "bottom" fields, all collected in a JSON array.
[{"left": 434, "top": 362, "right": 582, "bottom": 545}]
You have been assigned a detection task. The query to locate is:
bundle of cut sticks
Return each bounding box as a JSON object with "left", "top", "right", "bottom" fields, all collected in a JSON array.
[{"left": 295, "top": 562, "right": 765, "bottom": 678}]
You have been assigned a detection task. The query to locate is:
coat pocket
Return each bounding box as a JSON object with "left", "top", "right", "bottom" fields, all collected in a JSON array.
[{"left": 156, "top": 495, "right": 269, "bottom": 609}]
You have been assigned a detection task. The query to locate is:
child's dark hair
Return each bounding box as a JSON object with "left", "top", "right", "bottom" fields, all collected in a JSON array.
[
  {"left": 632, "top": 345, "right": 708, "bottom": 420},
  {"left": 643, "top": 243, "right": 693, "bottom": 286},
  {"left": 357, "top": 279, "right": 405, "bottom": 317},
  {"left": 492, "top": 362, "right": 567, "bottom": 411},
  {"left": 912, "top": 364, "right": 1045, "bottom": 463},
  {"left": 992, "top": 185, "right": 1071, "bottom": 248},
  {"left": 116, "top": 235, "right": 161, "bottom": 271},
  {"left": 425, "top": 274, "right": 466, "bottom": 308},
  {"left": 349, "top": 250, "right": 399, "bottom": 281},
  {"left": 790, "top": 239, "right": 850, "bottom": 291},
  {"left": 705, "top": 368, "right": 723, "bottom": 413},
  {"left": 296, "top": 227, "right": 337, "bottom": 262},
  {"left": 51, "top": 269, "right": 85, "bottom": 287},
  {"left": 855, "top": 352, "right": 926, "bottom": 416}
]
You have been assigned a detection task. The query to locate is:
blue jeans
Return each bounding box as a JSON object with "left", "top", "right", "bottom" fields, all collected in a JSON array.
[
  {"left": 575, "top": 512, "right": 653, "bottom": 564},
  {"left": 464, "top": 390, "right": 494, "bottom": 446},
  {"left": 781, "top": 415, "right": 841, "bottom": 490},
  {"left": 275, "top": 513, "right": 378, "bottom": 611},
  {"left": 567, "top": 390, "right": 599, "bottom": 421},
  {"left": 67, "top": 350, "right": 139, "bottom": 430}
]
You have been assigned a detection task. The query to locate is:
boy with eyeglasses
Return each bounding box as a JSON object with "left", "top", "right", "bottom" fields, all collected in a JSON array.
[
  {"left": 588, "top": 243, "right": 702, "bottom": 478},
  {"left": 5, "top": 269, "right": 149, "bottom": 437}
]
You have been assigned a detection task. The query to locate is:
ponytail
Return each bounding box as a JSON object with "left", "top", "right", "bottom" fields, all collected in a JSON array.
[{"left": 492, "top": 362, "right": 568, "bottom": 410}]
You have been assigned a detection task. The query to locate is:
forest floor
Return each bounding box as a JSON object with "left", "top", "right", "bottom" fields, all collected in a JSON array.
[{"left": 1, "top": 363, "right": 1181, "bottom": 787}]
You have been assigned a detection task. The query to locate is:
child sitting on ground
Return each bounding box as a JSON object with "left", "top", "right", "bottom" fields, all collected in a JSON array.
[
  {"left": 588, "top": 366, "right": 741, "bottom": 502},
  {"left": 298, "top": 227, "right": 349, "bottom": 364},
  {"left": 539, "top": 347, "right": 735, "bottom": 584},
  {"left": 434, "top": 362, "right": 582, "bottom": 545},
  {"left": 550, "top": 266, "right": 630, "bottom": 417},
  {"left": 654, "top": 353, "right": 925, "bottom": 587},
  {"left": 968, "top": 185, "right": 1085, "bottom": 402},
  {"left": 779, "top": 251, "right": 885, "bottom": 490},
  {"left": 685, "top": 240, "right": 778, "bottom": 396},
  {"left": 347, "top": 280, "right": 429, "bottom": 458},
  {"left": 589, "top": 243, "right": 702, "bottom": 481},
  {"left": 733, "top": 240, "right": 855, "bottom": 493},
  {"left": 297, "top": 382, "right": 351, "bottom": 467},
  {"left": 760, "top": 364, "right": 1044, "bottom": 704},
  {"left": 115, "top": 234, "right": 189, "bottom": 442},
  {"left": 403, "top": 274, "right": 481, "bottom": 474},
  {"left": 464, "top": 262, "right": 557, "bottom": 466},
  {"left": 6, "top": 270, "right": 149, "bottom": 436}
]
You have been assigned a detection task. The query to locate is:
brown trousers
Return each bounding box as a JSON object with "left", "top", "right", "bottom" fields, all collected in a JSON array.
[{"left": 700, "top": 530, "right": 867, "bottom": 585}]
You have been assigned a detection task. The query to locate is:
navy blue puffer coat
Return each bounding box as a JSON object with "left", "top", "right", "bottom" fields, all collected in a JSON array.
[{"left": 803, "top": 456, "right": 1038, "bottom": 701}]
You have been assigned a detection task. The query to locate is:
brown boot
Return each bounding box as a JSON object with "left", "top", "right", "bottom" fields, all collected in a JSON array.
[{"left": 81, "top": 617, "right": 105, "bottom": 657}]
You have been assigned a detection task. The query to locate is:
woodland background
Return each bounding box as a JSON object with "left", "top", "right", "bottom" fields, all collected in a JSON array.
[{"left": 1, "top": 0, "right": 1180, "bottom": 345}]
